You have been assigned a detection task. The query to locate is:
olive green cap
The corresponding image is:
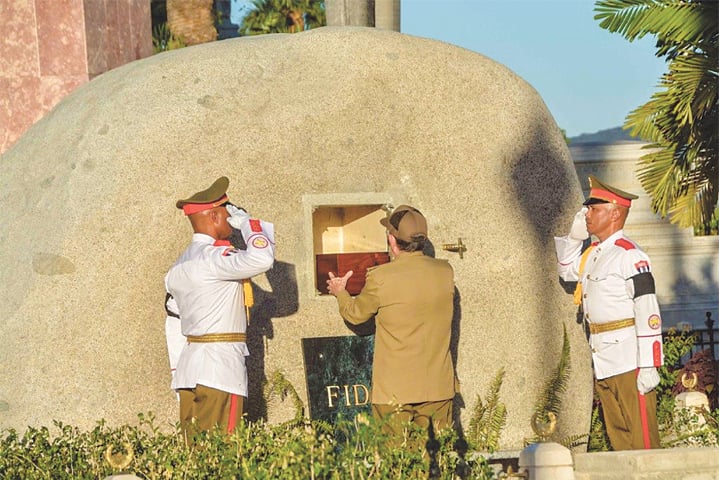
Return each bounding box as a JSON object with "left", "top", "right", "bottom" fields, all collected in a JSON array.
[
  {"left": 583, "top": 175, "right": 638, "bottom": 208},
  {"left": 176, "top": 176, "right": 230, "bottom": 213}
]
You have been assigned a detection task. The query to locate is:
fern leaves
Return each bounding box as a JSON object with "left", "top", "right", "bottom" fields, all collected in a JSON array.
[{"left": 467, "top": 368, "right": 508, "bottom": 453}]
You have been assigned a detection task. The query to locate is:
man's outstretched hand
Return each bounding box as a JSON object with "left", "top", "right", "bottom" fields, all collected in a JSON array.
[{"left": 327, "top": 270, "right": 353, "bottom": 296}]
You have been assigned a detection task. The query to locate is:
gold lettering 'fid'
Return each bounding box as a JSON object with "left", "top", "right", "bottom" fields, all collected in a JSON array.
[
  {"left": 326, "top": 384, "right": 370, "bottom": 408},
  {"left": 441, "top": 238, "right": 467, "bottom": 259}
]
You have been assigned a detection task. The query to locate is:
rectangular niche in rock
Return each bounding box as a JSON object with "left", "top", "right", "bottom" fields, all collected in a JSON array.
[{"left": 313, "top": 204, "right": 390, "bottom": 295}]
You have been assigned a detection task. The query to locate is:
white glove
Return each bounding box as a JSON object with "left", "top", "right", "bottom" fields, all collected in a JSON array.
[
  {"left": 568, "top": 208, "right": 589, "bottom": 241},
  {"left": 226, "top": 204, "right": 251, "bottom": 230},
  {"left": 637, "top": 367, "right": 660, "bottom": 394}
]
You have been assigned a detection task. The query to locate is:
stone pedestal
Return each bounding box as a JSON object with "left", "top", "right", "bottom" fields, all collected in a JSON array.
[
  {"left": 674, "top": 389, "right": 713, "bottom": 445},
  {"left": 518, "top": 442, "right": 575, "bottom": 480}
]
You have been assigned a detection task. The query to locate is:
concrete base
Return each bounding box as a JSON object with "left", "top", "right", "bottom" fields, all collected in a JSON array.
[
  {"left": 574, "top": 448, "right": 719, "bottom": 480},
  {"left": 520, "top": 442, "right": 575, "bottom": 480}
]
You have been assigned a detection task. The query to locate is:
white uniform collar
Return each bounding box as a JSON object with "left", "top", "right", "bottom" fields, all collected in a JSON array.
[
  {"left": 599, "top": 229, "right": 624, "bottom": 246},
  {"left": 191, "top": 233, "right": 217, "bottom": 244}
]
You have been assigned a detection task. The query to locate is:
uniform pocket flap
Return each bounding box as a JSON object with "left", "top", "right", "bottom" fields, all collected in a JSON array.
[{"left": 599, "top": 326, "right": 634, "bottom": 344}]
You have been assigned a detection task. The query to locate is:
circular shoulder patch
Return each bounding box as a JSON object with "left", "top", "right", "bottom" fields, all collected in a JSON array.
[
  {"left": 648, "top": 314, "right": 661, "bottom": 330},
  {"left": 252, "top": 236, "right": 269, "bottom": 249}
]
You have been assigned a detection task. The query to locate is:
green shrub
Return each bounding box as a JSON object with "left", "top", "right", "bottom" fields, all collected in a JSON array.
[{"left": 0, "top": 412, "right": 498, "bottom": 479}]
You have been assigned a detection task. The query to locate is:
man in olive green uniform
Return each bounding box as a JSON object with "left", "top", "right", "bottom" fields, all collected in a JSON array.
[{"left": 327, "top": 205, "right": 456, "bottom": 435}]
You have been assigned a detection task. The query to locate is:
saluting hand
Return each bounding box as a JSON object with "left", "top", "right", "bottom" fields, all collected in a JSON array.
[
  {"left": 568, "top": 207, "right": 589, "bottom": 241},
  {"left": 226, "top": 204, "right": 251, "bottom": 229},
  {"left": 327, "top": 271, "right": 353, "bottom": 296}
]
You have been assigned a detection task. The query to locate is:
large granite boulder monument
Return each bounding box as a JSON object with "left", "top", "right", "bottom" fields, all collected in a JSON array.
[{"left": 0, "top": 26, "right": 592, "bottom": 450}]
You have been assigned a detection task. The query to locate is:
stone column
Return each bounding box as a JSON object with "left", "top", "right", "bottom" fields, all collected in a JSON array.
[
  {"left": 375, "top": 0, "right": 400, "bottom": 31},
  {"left": 325, "top": 0, "right": 374, "bottom": 27}
]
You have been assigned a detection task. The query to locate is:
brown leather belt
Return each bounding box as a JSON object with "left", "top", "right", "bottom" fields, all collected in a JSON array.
[
  {"left": 186, "top": 333, "right": 247, "bottom": 343},
  {"left": 588, "top": 318, "right": 635, "bottom": 335}
]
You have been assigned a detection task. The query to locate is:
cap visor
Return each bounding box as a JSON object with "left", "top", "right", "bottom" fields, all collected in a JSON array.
[{"left": 583, "top": 198, "right": 609, "bottom": 206}]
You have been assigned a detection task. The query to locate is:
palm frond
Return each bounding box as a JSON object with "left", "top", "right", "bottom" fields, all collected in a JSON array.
[
  {"left": 240, "top": 0, "right": 325, "bottom": 36},
  {"left": 597, "top": 0, "right": 719, "bottom": 232},
  {"left": 595, "top": 0, "right": 716, "bottom": 48}
]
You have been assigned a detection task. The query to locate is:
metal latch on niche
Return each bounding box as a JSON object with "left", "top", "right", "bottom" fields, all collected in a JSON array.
[{"left": 441, "top": 238, "right": 467, "bottom": 259}]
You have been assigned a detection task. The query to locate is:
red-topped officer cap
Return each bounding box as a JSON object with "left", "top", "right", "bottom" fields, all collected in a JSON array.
[
  {"left": 583, "top": 175, "right": 638, "bottom": 208},
  {"left": 175, "top": 176, "right": 230, "bottom": 216}
]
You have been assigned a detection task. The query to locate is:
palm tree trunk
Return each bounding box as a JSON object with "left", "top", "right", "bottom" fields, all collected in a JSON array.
[
  {"left": 166, "top": 0, "right": 217, "bottom": 45},
  {"left": 287, "top": 9, "right": 305, "bottom": 32}
]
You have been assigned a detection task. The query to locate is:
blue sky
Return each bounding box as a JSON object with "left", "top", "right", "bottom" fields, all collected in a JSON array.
[
  {"left": 400, "top": 0, "right": 668, "bottom": 138},
  {"left": 228, "top": 0, "right": 668, "bottom": 138}
]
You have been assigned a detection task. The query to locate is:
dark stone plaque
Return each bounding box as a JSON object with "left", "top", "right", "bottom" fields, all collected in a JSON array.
[{"left": 302, "top": 335, "right": 374, "bottom": 423}]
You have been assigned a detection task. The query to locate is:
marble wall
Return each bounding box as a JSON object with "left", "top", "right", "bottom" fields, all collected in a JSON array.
[{"left": 0, "top": 0, "right": 152, "bottom": 154}]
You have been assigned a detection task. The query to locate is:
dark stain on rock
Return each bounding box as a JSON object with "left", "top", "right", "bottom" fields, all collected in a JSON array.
[
  {"left": 197, "top": 95, "right": 219, "bottom": 109},
  {"left": 32, "top": 253, "right": 76, "bottom": 275}
]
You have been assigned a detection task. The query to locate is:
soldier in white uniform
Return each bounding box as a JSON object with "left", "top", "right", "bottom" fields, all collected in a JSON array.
[
  {"left": 555, "top": 176, "right": 663, "bottom": 450},
  {"left": 165, "top": 176, "right": 275, "bottom": 439}
]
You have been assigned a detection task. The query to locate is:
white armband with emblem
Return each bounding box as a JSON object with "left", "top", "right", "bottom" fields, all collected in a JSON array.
[{"left": 625, "top": 251, "right": 664, "bottom": 368}]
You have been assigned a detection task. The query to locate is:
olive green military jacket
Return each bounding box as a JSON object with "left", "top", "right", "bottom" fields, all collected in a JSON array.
[{"left": 335, "top": 251, "right": 456, "bottom": 405}]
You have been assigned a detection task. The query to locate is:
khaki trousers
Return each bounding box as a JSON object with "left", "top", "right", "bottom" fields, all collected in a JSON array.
[
  {"left": 179, "top": 384, "right": 245, "bottom": 442},
  {"left": 372, "top": 399, "right": 453, "bottom": 437},
  {"left": 596, "top": 369, "right": 660, "bottom": 450}
]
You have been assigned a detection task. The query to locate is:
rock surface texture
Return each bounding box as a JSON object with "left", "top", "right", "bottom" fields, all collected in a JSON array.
[{"left": 0, "top": 27, "right": 591, "bottom": 449}]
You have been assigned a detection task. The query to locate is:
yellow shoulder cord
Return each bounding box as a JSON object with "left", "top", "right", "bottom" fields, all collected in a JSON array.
[
  {"left": 243, "top": 279, "right": 254, "bottom": 324},
  {"left": 573, "top": 245, "right": 595, "bottom": 305}
]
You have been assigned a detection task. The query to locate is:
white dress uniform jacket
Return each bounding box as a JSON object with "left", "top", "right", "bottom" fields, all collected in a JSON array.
[
  {"left": 164, "top": 295, "right": 183, "bottom": 385},
  {"left": 165, "top": 219, "right": 275, "bottom": 396},
  {"left": 555, "top": 229, "right": 663, "bottom": 380}
]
